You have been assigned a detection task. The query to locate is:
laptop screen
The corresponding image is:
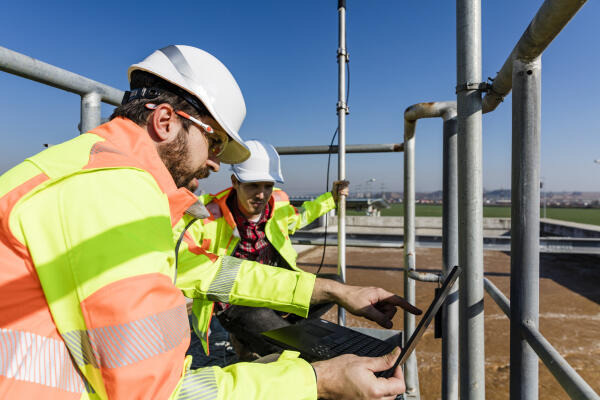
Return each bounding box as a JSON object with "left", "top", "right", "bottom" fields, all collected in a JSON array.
[{"left": 381, "top": 265, "right": 462, "bottom": 377}]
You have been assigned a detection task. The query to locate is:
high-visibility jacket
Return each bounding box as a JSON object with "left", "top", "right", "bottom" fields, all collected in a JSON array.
[
  {"left": 195, "top": 187, "right": 334, "bottom": 272},
  {"left": 0, "top": 118, "right": 317, "bottom": 399},
  {"left": 177, "top": 187, "right": 335, "bottom": 346}
]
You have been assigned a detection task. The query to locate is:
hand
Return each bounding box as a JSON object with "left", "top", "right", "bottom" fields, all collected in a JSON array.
[
  {"left": 332, "top": 180, "right": 349, "bottom": 203},
  {"left": 311, "top": 279, "right": 421, "bottom": 329},
  {"left": 312, "top": 347, "right": 406, "bottom": 399}
]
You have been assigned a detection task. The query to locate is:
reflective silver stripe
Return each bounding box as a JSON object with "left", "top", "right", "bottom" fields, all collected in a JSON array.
[
  {"left": 206, "top": 256, "right": 242, "bottom": 303},
  {"left": 62, "top": 304, "right": 189, "bottom": 369},
  {"left": 177, "top": 367, "right": 218, "bottom": 400},
  {"left": 0, "top": 328, "right": 86, "bottom": 393},
  {"left": 288, "top": 219, "right": 298, "bottom": 232},
  {"left": 62, "top": 329, "right": 99, "bottom": 367}
]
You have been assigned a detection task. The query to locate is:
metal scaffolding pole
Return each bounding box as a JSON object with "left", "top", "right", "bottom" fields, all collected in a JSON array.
[
  {"left": 484, "top": 279, "right": 600, "bottom": 399},
  {"left": 482, "top": 0, "right": 588, "bottom": 113},
  {"left": 0, "top": 46, "right": 123, "bottom": 134},
  {"left": 276, "top": 143, "right": 403, "bottom": 155},
  {"left": 336, "top": 0, "right": 348, "bottom": 326},
  {"left": 403, "top": 101, "right": 457, "bottom": 400},
  {"left": 80, "top": 92, "right": 102, "bottom": 133},
  {"left": 456, "top": 0, "right": 485, "bottom": 399},
  {"left": 442, "top": 115, "right": 459, "bottom": 400},
  {"left": 0, "top": 46, "right": 123, "bottom": 106},
  {"left": 403, "top": 115, "right": 417, "bottom": 397},
  {"left": 511, "top": 57, "right": 542, "bottom": 400}
]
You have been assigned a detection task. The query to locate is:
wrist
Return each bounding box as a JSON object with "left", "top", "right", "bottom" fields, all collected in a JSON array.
[
  {"left": 312, "top": 277, "right": 345, "bottom": 305},
  {"left": 312, "top": 361, "right": 332, "bottom": 399}
]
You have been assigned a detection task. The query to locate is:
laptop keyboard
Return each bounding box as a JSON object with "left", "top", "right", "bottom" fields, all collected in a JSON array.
[{"left": 312, "top": 329, "right": 395, "bottom": 359}]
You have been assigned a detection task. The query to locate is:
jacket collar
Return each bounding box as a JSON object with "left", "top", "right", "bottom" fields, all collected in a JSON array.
[{"left": 89, "top": 118, "right": 209, "bottom": 224}]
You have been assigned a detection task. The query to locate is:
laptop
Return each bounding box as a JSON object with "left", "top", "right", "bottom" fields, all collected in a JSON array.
[{"left": 262, "top": 265, "right": 462, "bottom": 378}]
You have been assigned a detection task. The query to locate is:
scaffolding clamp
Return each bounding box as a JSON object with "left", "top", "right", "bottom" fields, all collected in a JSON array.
[
  {"left": 337, "top": 48, "right": 349, "bottom": 62},
  {"left": 336, "top": 101, "right": 349, "bottom": 115},
  {"left": 455, "top": 81, "right": 490, "bottom": 94}
]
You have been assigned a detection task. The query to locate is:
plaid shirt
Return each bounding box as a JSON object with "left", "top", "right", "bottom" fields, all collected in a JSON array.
[{"left": 227, "top": 191, "right": 276, "bottom": 265}]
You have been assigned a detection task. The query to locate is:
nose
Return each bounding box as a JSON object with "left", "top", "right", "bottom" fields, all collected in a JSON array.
[{"left": 207, "top": 154, "right": 220, "bottom": 172}]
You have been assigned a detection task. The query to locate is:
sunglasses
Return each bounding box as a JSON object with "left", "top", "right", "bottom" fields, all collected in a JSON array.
[
  {"left": 144, "top": 103, "right": 228, "bottom": 157},
  {"left": 175, "top": 111, "right": 229, "bottom": 158}
]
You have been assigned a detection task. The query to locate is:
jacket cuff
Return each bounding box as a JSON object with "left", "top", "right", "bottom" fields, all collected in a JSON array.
[
  {"left": 277, "top": 353, "right": 318, "bottom": 399},
  {"left": 317, "top": 191, "right": 336, "bottom": 211},
  {"left": 292, "top": 271, "right": 317, "bottom": 318}
]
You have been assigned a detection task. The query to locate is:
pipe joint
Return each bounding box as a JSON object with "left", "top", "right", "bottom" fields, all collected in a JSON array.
[
  {"left": 455, "top": 81, "right": 491, "bottom": 94},
  {"left": 336, "top": 47, "right": 349, "bottom": 62},
  {"left": 336, "top": 101, "right": 349, "bottom": 115}
]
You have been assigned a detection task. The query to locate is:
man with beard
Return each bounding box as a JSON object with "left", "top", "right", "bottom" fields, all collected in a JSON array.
[
  {"left": 0, "top": 45, "right": 417, "bottom": 400},
  {"left": 184, "top": 139, "right": 350, "bottom": 360}
]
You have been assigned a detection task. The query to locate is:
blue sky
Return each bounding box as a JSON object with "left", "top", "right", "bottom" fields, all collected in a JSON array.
[{"left": 1, "top": 1, "right": 598, "bottom": 195}]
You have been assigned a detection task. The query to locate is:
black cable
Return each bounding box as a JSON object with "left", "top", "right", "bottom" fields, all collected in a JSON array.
[
  {"left": 174, "top": 218, "right": 198, "bottom": 283},
  {"left": 316, "top": 128, "right": 338, "bottom": 274}
]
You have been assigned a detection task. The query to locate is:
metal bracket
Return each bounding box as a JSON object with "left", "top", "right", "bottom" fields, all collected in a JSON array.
[
  {"left": 337, "top": 48, "right": 349, "bottom": 62},
  {"left": 455, "top": 82, "right": 490, "bottom": 94},
  {"left": 336, "top": 101, "right": 349, "bottom": 115}
]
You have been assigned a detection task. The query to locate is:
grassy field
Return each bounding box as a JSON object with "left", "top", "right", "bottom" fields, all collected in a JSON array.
[{"left": 352, "top": 204, "right": 600, "bottom": 226}]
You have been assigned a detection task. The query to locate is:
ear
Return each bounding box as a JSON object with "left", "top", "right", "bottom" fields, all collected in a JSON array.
[
  {"left": 148, "top": 104, "right": 181, "bottom": 142},
  {"left": 230, "top": 174, "right": 238, "bottom": 187}
]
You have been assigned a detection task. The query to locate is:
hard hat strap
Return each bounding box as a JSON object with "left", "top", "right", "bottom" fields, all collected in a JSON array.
[
  {"left": 121, "top": 87, "right": 161, "bottom": 104},
  {"left": 121, "top": 85, "right": 207, "bottom": 119}
]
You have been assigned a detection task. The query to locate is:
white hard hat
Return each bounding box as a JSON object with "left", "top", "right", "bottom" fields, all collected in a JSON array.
[
  {"left": 129, "top": 45, "right": 250, "bottom": 164},
  {"left": 232, "top": 140, "right": 284, "bottom": 184}
]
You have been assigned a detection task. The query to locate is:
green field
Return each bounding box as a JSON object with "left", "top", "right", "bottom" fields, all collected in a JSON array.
[{"left": 351, "top": 204, "right": 600, "bottom": 226}]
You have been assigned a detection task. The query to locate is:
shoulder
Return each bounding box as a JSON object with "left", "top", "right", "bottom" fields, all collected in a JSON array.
[{"left": 271, "top": 188, "right": 289, "bottom": 203}]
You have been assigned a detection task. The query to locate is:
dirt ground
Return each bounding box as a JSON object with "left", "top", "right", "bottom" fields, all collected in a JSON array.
[{"left": 297, "top": 246, "right": 600, "bottom": 400}]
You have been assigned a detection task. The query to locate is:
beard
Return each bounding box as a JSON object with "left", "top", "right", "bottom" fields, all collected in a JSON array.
[{"left": 157, "top": 127, "right": 210, "bottom": 190}]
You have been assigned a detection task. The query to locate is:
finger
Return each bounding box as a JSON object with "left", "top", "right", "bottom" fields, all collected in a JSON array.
[
  {"left": 368, "top": 347, "right": 401, "bottom": 372},
  {"left": 378, "top": 377, "right": 406, "bottom": 399},
  {"left": 392, "top": 358, "right": 405, "bottom": 380},
  {"left": 379, "top": 292, "right": 422, "bottom": 315},
  {"left": 375, "top": 302, "right": 397, "bottom": 321},
  {"left": 372, "top": 349, "right": 406, "bottom": 397},
  {"left": 363, "top": 305, "right": 394, "bottom": 328},
  {"left": 383, "top": 306, "right": 397, "bottom": 321}
]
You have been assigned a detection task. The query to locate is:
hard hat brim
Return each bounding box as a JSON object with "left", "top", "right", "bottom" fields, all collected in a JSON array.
[{"left": 233, "top": 170, "right": 284, "bottom": 184}]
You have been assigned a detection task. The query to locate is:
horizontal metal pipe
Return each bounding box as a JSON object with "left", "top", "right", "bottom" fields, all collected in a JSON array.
[
  {"left": 482, "top": 0, "right": 587, "bottom": 113},
  {"left": 0, "top": 46, "right": 124, "bottom": 106},
  {"left": 484, "top": 278, "right": 600, "bottom": 399},
  {"left": 408, "top": 270, "right": 441, "bottom": 283},
  {"left": 291, "top": 232, "right": 600, "bottom": 254},
  {"left": 276, "top": 143, "right": 403, "bottom": 155}
]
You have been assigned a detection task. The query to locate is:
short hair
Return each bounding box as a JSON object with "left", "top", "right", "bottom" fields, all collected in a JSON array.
[{"left": 110, "top": 70, "right": 210, "bottom": 128}]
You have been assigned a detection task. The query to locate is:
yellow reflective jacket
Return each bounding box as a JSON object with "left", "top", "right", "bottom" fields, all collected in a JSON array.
[
  {"left": 176, "top": 187, "right": 335, "bottom": 349},
  {"left": 0, "top": 118, "right": 317, "bottom": 400}
]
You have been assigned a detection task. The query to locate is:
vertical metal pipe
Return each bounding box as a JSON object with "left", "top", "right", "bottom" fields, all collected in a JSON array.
[
  {"left": 456, "top": 0, "right": 486, "bottom": 398},
  {"left": 80, "top": 92, "right": 102, "bottom": 133},
  {"left": 510, "top": 57, "right": 541, "bottom": 400},
  {"left": 403, "top": 119, "right": 419, "bottom": 397},
  {"left": 442, "top": 115, "right": 459, "bottom": 400},
  {"left": 336, "top": 0, "right": 348, "bottom": 326}
]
